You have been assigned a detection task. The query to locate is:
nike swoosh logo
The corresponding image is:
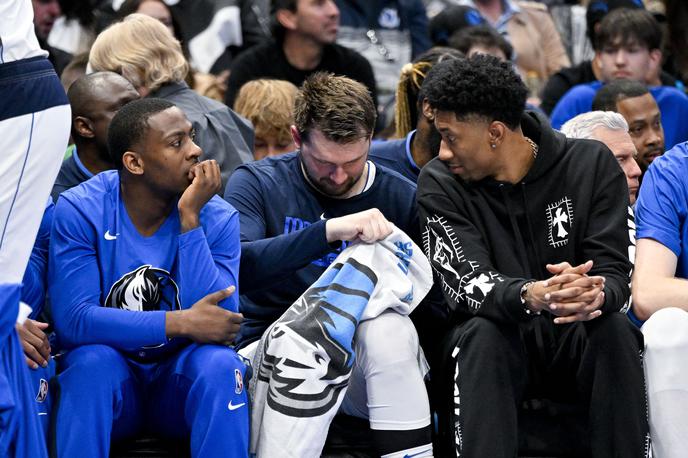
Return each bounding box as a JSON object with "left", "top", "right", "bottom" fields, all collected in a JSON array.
[
  {"left": 403, "top": 452, "right": 428, "bottom": 458},
  {"left": 227, "top": 401, "right": 245, "bottom": 411},
  {"left": 320, "top": 212, "right": 326, "bottom": 220},
  {"left": 104, "top": 230, "right": 119, "bottom": 241}
]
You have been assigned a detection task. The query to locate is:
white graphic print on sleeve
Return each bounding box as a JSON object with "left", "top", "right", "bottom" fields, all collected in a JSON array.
[
  {"left": 622, "top": 206, "right": 636, "bottom": 314},
  {"left": 546, "top": 197, "right": 574, "bottom": 248},
  {"left": 423, "top": 215, "right": 502, "bottom": 311}
]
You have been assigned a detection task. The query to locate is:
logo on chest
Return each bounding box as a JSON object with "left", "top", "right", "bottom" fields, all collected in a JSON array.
[
  {"left": 105, "top": 265, "right": 181, "bottom": 312},
  {"left": 546, "top": 197, "right": 574, "bottom": 248}
]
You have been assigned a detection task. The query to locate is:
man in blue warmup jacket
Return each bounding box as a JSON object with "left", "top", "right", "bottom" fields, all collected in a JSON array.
[
  {"left": 225, "top": 73, "right": 434, "bottom": 458},
  {"left": 49, "top": 98, "right": 249, "bottom": 457}
]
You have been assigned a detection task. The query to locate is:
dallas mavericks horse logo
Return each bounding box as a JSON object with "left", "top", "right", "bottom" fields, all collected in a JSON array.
[
  {"left": 105, "top": 265, "right": 181, "bottom": 313},
  {"left": 258, "top": 258, "right": 378, "bottom": 418}
]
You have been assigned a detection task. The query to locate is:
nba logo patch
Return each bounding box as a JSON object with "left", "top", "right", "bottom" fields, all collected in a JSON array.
[
  {"left": 234, "top": 368, "right": 243, "bottom": 394},
  {"left": 36, "top": 378, "right": 48, "bottom": 403}
]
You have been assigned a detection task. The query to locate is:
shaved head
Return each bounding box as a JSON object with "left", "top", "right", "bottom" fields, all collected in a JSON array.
[
  {"left": 67, "top": 72, "right": 140, "bottom": 157},
  {"left": 68, "top": 72, "right": 137, "bottom": 119}
]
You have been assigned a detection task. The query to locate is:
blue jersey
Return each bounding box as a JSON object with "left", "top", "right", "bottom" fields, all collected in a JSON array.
[
  {"left": 635, "top": 142, "right": 688, "bottom": 279},
  {"left": 551, "top": 81, "right": 688, "bottom": 150},
  {"left": 369, "top": 130, "right": 420, "bottom": 182},
  {"left": 49, "top": 170, "right": 241, "bottom": 361},
  {"left": 224, "top": 152, "right": 418, "bottom": 346}
]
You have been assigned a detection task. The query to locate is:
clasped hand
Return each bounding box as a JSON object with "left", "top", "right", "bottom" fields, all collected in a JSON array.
[{"left": 528, "top": 260, "right": 606, "bottom": 324}]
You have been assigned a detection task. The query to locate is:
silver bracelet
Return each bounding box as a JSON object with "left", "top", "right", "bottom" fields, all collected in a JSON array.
[{"left": 520, "top": 281, "right": 541, "bottom": 315}]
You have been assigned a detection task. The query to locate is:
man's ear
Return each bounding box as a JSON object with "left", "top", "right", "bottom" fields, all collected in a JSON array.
[
  {"left": 647, "top": 49, "right": 662, "bottom": 78},
  {"left": 276, "top": 8, "right": 298, "bottom": 31},
  {"left": 74, "top": 117, "right": 95, "bottom": 139},
  {"left": 488, "top": 121, "right": 506, "bottom": 147},
  {"left": 122, "top": 151, "right": 144, "bottom": 175},
  {"left": 421, "top": 99, "right": 434, "bottom": 122},
  {"left": 290, "top": 125, "right": 302, "bottom": 149}
]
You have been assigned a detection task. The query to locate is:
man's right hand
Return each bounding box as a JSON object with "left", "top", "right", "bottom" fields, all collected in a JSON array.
[
  {"left": 16, "top": 319, "right": 51, "bottom": 370},
  {"left": 325, "top": 208, "right": 394, "bottom": 243},
  {"left": 166, "top": 286, "right": 243, "bottom": 346},
  {"left": 525, "top": 261, "right": 606, "bottom": 323}
]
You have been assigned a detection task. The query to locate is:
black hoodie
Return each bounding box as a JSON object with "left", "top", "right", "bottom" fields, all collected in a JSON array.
[{"left": 417, "top": 111, "right": 633, "bottom": 325}]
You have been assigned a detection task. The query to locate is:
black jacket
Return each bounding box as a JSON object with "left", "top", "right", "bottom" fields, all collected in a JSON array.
[{"left": 417, "top": 111, "right": 633, "bottom": 324}]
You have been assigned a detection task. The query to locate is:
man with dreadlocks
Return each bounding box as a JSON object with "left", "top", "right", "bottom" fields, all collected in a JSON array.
[{"left": 369, "top": 47, "right": 463, "bottom": 183}]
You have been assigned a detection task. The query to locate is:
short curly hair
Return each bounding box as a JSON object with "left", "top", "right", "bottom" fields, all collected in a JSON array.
[
  {"left": 108, "top": 98, "right": 175, "bottom": 169},
  {"left": 421, "top": 54, "right": 527, "bottom": 129}
]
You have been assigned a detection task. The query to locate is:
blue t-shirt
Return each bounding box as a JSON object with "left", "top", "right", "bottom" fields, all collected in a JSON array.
[
  {"left": 550, "top": 81, "right": 688, "bottom": 150},
  {"left": 635, "top": 142, "right": 688, "bottom": 279},
  {"left": 369, "top": 130, "right": 420, "bottom": 182},
  {"left": 49, "top": 170, "right": 241, "bottom": 361},
  {"left": 224, "top": 152, "right": 419, "bottom": 346}
]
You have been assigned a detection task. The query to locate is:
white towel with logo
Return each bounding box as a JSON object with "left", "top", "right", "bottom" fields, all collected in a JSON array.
[{"left": 249, "top": 226, "right": 433, "bottom": 457}]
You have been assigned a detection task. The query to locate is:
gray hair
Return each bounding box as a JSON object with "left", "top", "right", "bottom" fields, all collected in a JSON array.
[{"left": 560, "top": 111, "right": 629, "bottom": 140}]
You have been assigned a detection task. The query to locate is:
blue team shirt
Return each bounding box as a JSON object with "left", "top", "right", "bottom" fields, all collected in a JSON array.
[
  {"left": 550, "top": 81, "right": 688, "bottom": 150},
  {"left": 369, "top": 130, "right": 420, "bottom": 182},
  {"left": 224, "top": 152, "right": 419, "bottom": 346},
  {"left": 49, "top": 170, "right": 241, "bottom": 361},
  {"left": 635, "top": 142, "right": 688, "bottom": 279}
]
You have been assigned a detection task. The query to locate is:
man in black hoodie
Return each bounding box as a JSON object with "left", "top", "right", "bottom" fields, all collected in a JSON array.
[{"left": 417, "top": 55, "right": 649, "bottom": 458}]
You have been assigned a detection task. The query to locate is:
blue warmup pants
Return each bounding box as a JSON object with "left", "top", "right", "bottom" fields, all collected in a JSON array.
[
  {"left": 53, "top": 343, "right": 250, "bottom": 458},
  {"left": 0, "top": 285, "right": 48, "bottom": 458},
  {"left": 26, "top": 358, "right": 56, "bottom": 444}
]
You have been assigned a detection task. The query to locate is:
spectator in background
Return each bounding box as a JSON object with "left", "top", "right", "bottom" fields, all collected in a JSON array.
[
  {"left": 45, "top": 0, "right": 96, "bottom": 62},
  {"left": 550, "top": 8, "right": 688, "bottom": 151},
  {"left": 428, "top": 5, "right": 486, "bottom": 47},
  {"left": 449, "top": 24, "right": 513, "bottom": 61},
  {"left": 32, "top": 0, "right": 72, "bottom": 75},
  {"left": 117, "top": 0, "right": 229, "bottom": 102},
  {"left": 540, "top": 0, "right": 680, "bottom": 115},
  {"left": 560, "top": 110, "right": 641, "bottom": 205},
  {"left": 233, "top": 79, "right": 298, "bottom": 160},
  {"left": 664, "top": 0, "right": 688, "bottom": 82},
  {"left": 224, "top": 0, "right": 377, "bottom": 109},
  {"left": 59, "top": 52, "right": 89, "bottom": 91},
  {"left": 370, "top": 47, "right": 463, "bottom": 182},
  {"left": 52, "top": 72, "right": 140, "bottom": 201},
  {"left": 593, "top": 79, "right": 665, "bottom": 175},
  {"left": 335, "top": 0, "right": 431, "bottom": 112},
  {"left": 442, "top": 0, "right": 569, "bottom": 82},
  {"left": 95, "top": 0, "right": 269, "bottom": 76},
  {"left": 89, "top": 14, "right": 254, "bottom": 188}
]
